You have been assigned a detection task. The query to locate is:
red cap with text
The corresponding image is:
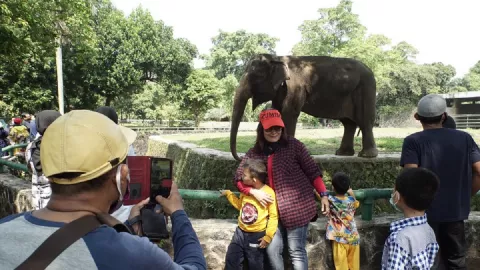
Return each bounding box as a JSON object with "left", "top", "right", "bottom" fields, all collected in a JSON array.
[{"left": 259, "top": 109, "right": 285, "bottom": 130}]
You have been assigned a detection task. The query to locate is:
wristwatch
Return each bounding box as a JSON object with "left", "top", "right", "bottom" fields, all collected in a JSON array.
[
  {"left": 125, "top": 215, "right": 142, "bottom": 233},
  {"left": 320, "top": 192, "right": 329, "bottom": 197}
]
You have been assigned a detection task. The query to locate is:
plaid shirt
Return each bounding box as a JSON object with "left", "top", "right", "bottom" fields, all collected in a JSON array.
[
  {"left": 234, "top": 137, "right": 322, "bottom": 229},
  {"left": 382, "top": 214, "right": 439, "bottom": 270}
]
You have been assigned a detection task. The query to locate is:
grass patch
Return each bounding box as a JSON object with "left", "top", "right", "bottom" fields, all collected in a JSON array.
[{"left": 179, "top": 136, "right": 404, "bottom": 155}]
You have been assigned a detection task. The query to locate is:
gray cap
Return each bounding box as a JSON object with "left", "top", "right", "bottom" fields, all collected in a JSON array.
[{"left": 417, "top": 94, "right": 447, "bottom": 117}]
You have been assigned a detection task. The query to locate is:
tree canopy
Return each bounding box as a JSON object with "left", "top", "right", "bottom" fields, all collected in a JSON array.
[{"left": 1, "top": 0, "right": 478, "bottom": 127}]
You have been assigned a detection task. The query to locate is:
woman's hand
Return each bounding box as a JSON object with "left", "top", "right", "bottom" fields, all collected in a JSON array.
[
  {"left": 321, "top": 196, "right": 330, "bottom": 215},
  {"left": 250, "top": 189, "right": 274, "bottom": 207}
]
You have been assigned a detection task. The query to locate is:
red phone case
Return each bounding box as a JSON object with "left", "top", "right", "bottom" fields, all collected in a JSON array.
[{"left": 124, "top": 156, "right": 173, "bottom": 205}]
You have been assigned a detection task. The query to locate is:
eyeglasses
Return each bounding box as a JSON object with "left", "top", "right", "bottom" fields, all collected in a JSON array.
[{"left": 265, "top": 126, "right": 282, "bottom": 133}]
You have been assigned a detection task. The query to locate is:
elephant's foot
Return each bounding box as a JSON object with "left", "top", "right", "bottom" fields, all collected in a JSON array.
[
  {"left": 358, "top": 147, "right": 379, "bottom": 158},
  {"left": 335, "top": 147, "right": 355, "bottom": 156}
]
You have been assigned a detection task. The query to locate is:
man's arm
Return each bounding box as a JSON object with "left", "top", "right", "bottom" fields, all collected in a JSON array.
[
  {"left": 170, "top": 210, "right": 207, "bottom": 269},
  {"left": 400, "top": 136, "right": 419, "bottom": 168},
  {"left": 472, "top": 162, "right": 480, "bottom": 196},
  {"left": 470, "top": 137, "right": 480, "bottom": 196}
]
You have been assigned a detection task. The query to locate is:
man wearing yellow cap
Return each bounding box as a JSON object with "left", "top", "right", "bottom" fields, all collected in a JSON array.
[{"left": 0, "top": 110, "right": 206, "bottom": 269}]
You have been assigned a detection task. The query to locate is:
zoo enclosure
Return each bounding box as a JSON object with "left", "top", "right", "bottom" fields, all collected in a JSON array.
[
  {"left": 4, "top": 144, "right": 479, "bottom": 221},
  {"left": 441, "top": 91, "right": 480, "bottom": 129}
]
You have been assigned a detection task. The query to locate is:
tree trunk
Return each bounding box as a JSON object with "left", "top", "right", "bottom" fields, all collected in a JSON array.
[{"left": 105, "top": 96, "right": 112, "bottom": 106}]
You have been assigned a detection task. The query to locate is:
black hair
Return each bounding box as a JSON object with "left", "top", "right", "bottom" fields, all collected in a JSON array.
[
  {"left": 96, "top": 106, "right": 119, "bottom": 124},
  {"left": 417, "top": 113, "right": 444, "bottom": 125},
  {"left": 50, "top": 171, "right": 113, "bottom": 196},
  {"left": 332, "top": 172, "right": 351, "bottom": 195},
  {"left": 442, "top": 115, "right": 456, "bottom": 129},
  {"left": 50, "top": 159, "right": 126, "bottom": 196},
  {"left": 395, "top": 167, "right": 439, "bottom": 211},
  {"left": 242, "top": 158, "right": 267, "bottom": 184}
]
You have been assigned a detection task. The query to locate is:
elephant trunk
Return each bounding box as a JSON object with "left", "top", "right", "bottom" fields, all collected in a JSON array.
[{"left": 230, "top": 75, "right": 252, "bottom": 161}]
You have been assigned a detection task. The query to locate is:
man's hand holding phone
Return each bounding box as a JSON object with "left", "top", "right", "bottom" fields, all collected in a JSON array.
[{"left": 155, "top": 182, "right": 184, "bottom": 216}]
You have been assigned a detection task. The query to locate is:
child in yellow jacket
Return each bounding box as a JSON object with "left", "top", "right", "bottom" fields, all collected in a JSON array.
[{"left": 220, "top": 158, "right": 278, "bottom": 270}]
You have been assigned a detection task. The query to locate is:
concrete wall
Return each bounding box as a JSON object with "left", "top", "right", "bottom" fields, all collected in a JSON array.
[
  {"left": 0, "top": 173, "right": 33, "bottom": 218},
  {"left": 2, "top": 172, "right": 480, "bottom": 269}
]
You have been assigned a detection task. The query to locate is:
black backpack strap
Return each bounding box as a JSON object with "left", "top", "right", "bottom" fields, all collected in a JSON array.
[{"left": 15, "top": 215, "right": 101, "bottom": 270}]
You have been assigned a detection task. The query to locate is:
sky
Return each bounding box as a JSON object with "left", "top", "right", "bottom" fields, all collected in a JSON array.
[{"left": 111, "top": 0, "right": 480, "bottom": 77}]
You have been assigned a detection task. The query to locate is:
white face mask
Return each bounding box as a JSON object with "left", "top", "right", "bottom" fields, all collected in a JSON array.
[
  {"left": 389, "top": 191, "right": 401, "bottom": 212},
  {"left": 108, "top": 164, "right": 130, "bottom": 214}
]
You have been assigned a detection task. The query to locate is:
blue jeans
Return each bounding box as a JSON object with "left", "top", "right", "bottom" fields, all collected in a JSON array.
[{"left": 266, "top": 223, "right": 309, "bottom": 270}]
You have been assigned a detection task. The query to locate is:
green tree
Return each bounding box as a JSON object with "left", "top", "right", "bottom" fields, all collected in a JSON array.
[
  {"left": 219, "top": 74, "right": 238, "bottom": 116},
  {"left": 464, "top": 61, "right": 480, "bottom": 91},
  {"left": 291, "top": 0, "right": 459, "bottom": 126},
  {"left": 293, "top": 0, "right": 365, "bottom": 56},
  {"left": 0, "top": 0, "right": 95, "bottom": 113},
  {"left": 204, "top": 30, "right": 279, "bottom": 80},
  {"left": 181, "top": 70, "right": 222, "bottom": 126}
]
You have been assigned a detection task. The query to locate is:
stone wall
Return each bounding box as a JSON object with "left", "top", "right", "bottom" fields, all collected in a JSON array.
[
  {"left": 0, "top": 173, "right": 33, "bottom": 219},
  {"left": 180, "top": 213, "right": 480, "bottom": 270},
  {"left": 145, "top": 136, "right": 480, "bottom": 219}
]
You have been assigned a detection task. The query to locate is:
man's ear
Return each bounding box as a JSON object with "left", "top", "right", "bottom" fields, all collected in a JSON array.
[{"left": 414, "top": 113, "right": 419, "bottom": 120}]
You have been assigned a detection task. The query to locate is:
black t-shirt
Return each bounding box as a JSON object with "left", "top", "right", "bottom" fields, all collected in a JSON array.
[{"left": 400, "top": 128, "right": 480, "bottom": 222}]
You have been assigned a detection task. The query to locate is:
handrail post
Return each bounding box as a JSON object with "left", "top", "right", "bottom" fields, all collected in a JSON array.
[{"left": 361, "top": 191, "right": 374, "bottom": 221}]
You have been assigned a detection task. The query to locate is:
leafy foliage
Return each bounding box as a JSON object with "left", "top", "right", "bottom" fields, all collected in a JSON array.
[
  {"left": 181, "top": 70, "right": 222, "bottom": 126},
  {"left": 292, "top": 0, "right": 463, "bottom": 126},
  {"left": 0, "top": 0, "right": 196, "bottom": 116},
  {"left": 204, "top": 30, "right": 279, "bottom": 80}
]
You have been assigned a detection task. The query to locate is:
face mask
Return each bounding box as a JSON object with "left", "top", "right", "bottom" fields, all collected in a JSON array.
[
  {"left": 109, "top": 164, "right": 131, "bottom": 214},
  {"left": 389, "top": 191, "right": 401, "bottom": 212}
]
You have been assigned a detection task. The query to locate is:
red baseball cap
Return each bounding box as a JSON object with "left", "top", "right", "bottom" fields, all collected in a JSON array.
[
  {"left": 13, "top": 118, "right": 22, "bottom": 125},
  {"left": 259, "top": 109, "right": 285, "bottom": 130}
]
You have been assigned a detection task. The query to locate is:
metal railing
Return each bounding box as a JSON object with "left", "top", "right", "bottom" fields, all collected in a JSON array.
[{"left": 452, "top": 114, "right": 480, "bottom": 129}]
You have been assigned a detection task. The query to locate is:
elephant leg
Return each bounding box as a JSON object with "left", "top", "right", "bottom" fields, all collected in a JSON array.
[
  {"left": 282, "top": 112, "right": 299, "bottom": 137},
  {"left": 358, "top": 123, "right": 378, "bottom": 158},
  {"left": 335, "top": 119, "right": 356, "bottom": 156}
]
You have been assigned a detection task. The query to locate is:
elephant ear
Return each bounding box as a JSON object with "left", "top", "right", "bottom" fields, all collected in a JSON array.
[{"left": 271, "top": 62, "right": 290, "bottom": 91}]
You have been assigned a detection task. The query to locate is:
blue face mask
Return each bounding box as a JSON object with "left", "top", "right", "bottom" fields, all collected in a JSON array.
[{"left": 389, "top": 192, "right": 401, "bottom": 212}]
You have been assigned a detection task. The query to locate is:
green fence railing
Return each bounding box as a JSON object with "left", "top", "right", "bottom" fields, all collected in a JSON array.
[{"left": 1, "top": 143, "right": 29, "bottom": 157}]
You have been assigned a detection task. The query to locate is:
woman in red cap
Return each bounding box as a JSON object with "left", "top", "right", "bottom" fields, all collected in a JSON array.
[{"left": 233, "top": 108, "right": 329, "bottom": 270}]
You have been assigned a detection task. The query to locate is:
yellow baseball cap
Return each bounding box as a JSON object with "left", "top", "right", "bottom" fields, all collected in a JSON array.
[{"left": 41, "top": 110, "right": 137, "bottom": 185}]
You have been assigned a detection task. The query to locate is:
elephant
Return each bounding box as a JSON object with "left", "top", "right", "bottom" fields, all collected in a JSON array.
[{"left": 230, "top": 54, "right": 378, "bottom": 161}]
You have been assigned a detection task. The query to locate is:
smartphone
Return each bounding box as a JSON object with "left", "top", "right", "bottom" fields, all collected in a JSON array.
[
  {"left": 149, "top": 157, "right": 173, "bottom": 204},
  {"left": 125, "top": 156, "right": 173, "bottom": 206}
]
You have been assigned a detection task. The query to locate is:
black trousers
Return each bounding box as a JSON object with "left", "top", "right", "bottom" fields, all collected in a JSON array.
[
  {"left": 225, "top": 227, "right": 266, "bottom": 270},
  {"left": 428, "top": 220, "right": 467, "bottom": 270}
]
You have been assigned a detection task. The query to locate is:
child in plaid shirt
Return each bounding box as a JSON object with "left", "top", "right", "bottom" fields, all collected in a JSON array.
[{"left": 382, "top": 168, "right": 440, "bottom": 270}]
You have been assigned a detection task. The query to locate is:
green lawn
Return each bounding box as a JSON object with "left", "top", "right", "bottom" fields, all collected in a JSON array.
[
  {"left": 162, "top": 127, "right": 480, "bottom": 155},
  {"left": 177, "top": 135, "right": 403, "bottom": 155}
]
